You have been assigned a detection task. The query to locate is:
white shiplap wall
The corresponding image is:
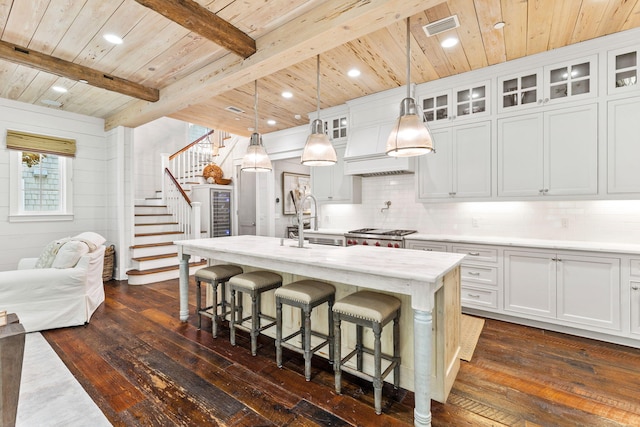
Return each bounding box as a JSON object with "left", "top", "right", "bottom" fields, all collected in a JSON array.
[
  {"left": 0, "top": 98, "right": 109, "bottom": 271},
  {"left": 320, "top": 174, "right": 640, "bottom": 244}
]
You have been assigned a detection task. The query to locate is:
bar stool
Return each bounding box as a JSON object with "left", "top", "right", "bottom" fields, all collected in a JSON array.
[
  {"left": 194, "top": 265, "right": 243, "bottom": 337},
  {"left": 333, "top": 290, "right": 401, "bottom": 415},
  {"left": 228, "top": 271, "right": 282, "bottom": 356},
  {"left": 275, "top": 280, "right": 335, "bottom": 381}
]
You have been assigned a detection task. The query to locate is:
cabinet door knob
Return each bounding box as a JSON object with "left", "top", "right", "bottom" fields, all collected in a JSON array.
[
  {"left": 539, "top": 189, "right": 544, "bottom": 194},
  {"left": 632, "top": 286, "right": 640, "bottom": 291},
  {"left": 537, "top": 99, "right": 543, "bottom": 104}
]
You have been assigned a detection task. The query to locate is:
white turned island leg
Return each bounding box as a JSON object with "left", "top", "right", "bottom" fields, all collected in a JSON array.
[
  {"left": 413, "top": 309, "right": 433, "bottom": 427},
  {"left": 179, "top": 253, "right": 191, "bottom": 321}
]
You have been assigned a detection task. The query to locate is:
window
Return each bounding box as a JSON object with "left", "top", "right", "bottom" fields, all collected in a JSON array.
[{"left": 9, "top": 150, "right": 73, "bottom": 221}]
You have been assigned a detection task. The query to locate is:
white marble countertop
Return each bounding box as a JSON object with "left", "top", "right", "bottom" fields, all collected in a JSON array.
[
  {"left": 304, "top": 228, "right": 349, "bottom": 235},
  {"left": 407, "top": 234, "right": 640, "bottom": 255},
  {"left": 176, "top": 235, "right": 465, "bottom": 286}
]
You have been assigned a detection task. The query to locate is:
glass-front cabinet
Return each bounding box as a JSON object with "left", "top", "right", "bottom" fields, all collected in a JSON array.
[
  {"left": 608, "top": 46, "right": 639, "bottom": 95},
  {"left": 323, "top": 115, "right": 348, "bottom": 141},
  {"left": 419, "top": 80, "right": 490, "bottom": 127},
  {"left": 498, "top": 56, "right": 597, "bottom": 113}
]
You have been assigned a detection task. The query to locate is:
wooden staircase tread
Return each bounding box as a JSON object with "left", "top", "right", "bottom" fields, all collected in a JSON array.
[
  {"left": 134, "top": 231, "right": 183, "bottom": 237},
  {"left": 132, "top": 253, "right": 178, "bottom": 262},
  {"left": 135, "top": 214, "right": 172, "bottom": 217},
  {"left": 134, "top": 204, "right": 167, "bottom": 208},
  {"left": 126, "top": 260, "right": 207, "bottom": 276},
  {"left": 130, "top": 242, "right": 175, "bottom": 249}
]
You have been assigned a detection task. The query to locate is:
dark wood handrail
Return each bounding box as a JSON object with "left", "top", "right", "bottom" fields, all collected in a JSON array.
[
  {"left": 164, "top": 168, "right": 192, "bottom": 205},
  {"left": 168, "top": 129, "right": 215, "bottom": 161}
]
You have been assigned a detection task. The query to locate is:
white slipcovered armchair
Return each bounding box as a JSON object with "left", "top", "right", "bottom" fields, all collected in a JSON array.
[{"left": 0, "top": 232, "right": 107, "bottom": 332}]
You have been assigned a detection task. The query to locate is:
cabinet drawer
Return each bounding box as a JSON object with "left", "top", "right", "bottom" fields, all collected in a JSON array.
[
  {"left": 461, "top": 286, "right": 498, "bottom": 309},
  {"left": 630, "top": 259, "right": 640, "bottom": 277},
  {"left": 452, "top": 245, "right": 498, "bottom": 263},
  {"left": 406, "top": 242, "right": 448, "bottom": 252},
  {"left": 461, "top": 265, "right": 497, "bottom": 286}
]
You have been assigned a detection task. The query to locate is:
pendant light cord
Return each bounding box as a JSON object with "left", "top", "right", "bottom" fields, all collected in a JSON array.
[
  {"left": 254, "top": 80, "right": 259, "bottom": 134},
  {"left": 406, "top": 17, "right": 411, "bottom": 99},
  {"left": 316, "top": 55, "right": 321, "bottom": 120}
]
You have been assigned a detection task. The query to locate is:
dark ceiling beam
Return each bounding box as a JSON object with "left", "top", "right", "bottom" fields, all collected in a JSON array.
[
  {"left": 0, "top": 40, "right": 159, "bottom": 102},
  {"left": 134, "top": 0, "right": 256, "bottom": 58}
]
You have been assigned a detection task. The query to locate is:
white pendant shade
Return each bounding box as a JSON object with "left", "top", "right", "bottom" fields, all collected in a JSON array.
[
  {"left": 301, "top": 119, "right": 337, "bottom": 166},
  {"left": 387, "top": 18, "right": 435, "bottom": 158},
  {"left": 301, "top": 55, "right": 337, "bottom": 166},
  {"left": 241, "top": 81, "right": 272, "bottom": 172},
  {"left": 386, "top": 98, "right": 434, "bottom": 157},
  {"left": 241, "top": 133, "right": 272, "bottom": 172}
]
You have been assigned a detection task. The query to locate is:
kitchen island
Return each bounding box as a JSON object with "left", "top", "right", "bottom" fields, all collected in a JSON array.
[{"left": 175, "top": 235, "right": 465, "bottom": 427}]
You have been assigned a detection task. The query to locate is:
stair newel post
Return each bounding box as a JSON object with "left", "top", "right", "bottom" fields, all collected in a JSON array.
[
  {"left": 161, "top": 153, "right": 170, "bottom": 203},
  {"left": 192, "top": 201, "right": 201, "bottom": 241}
]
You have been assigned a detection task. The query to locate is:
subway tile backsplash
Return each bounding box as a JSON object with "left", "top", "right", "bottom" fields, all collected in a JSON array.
[{"left": 320, "top": 174, "right": 640, "bottom": 243}]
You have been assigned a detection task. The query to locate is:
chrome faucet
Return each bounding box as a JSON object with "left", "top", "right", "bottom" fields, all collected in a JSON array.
[{"left": 298, "top": 193, "right": 318, "bottom": 248}]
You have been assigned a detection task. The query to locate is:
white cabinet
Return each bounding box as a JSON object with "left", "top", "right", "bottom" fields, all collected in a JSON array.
[
  {"left": 498, "top": 56, "right": 597, "bottom": 113},
  {"left": 607, "top": 97, "right": 640, "bottom": 194},
  {"left": 311, "top": 144, "right": 361, "bottom": 204},
  {"left": 419, "top": 80, "right": 490, "bottom": 127},
  {"left": 417, "top": 121, "right": 491, "bottom": 200},
  {"left": 607, "top": 46, "right": 639, "bottom": 95},
  {"left": 323, "top": 115, "right": 348, "bottom": 142},
  {"left": 505, "top": 250, "right": 621, "bottom": 330},
  {"left": 631, "top": 259, "right": 640, "bottom": 336},
  {"left": 452, "top": 245, "right": 500, "bottom": 311},
  {"left": 405, "top": 240, "right": 449, "bottom": 253},
  {"left": 497, "top": 103, "right": 598, "bottom": 197}
]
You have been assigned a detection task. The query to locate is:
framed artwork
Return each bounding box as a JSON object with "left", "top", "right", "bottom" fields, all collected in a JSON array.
[{"left": 282, "top": 172, "right": 311, "bottom": 215}]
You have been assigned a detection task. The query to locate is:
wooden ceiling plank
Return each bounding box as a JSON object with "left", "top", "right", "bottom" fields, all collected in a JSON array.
[
  {"left": 1, "top": 0, "right": 49, "bottom": 46},
  {"left": 410, "top": 11, "right": 454, "bottom": 78},
  {"left": 0, "top": 40, "right": 159, "bottom": 102},
  {"left": 526, "top": 0, "right": 554, "bottom": 56},
  {"left": 622, "top": 0, "right": 640, "bottom": 29},
  {"left": 571, "top": 1, "right": 610, "bottom": 44},
  {"left": 1, "top": 65, "right": 37, "bottom": 99},
  {"left": 104, "top": 0, "right": 442, "bottom": 131},
  {"left": 28, "top": 1, "right": 86, "bottom": 54},
  {"left": 547, "top": 0, "right": 582, "bottom": 50},
  {"left": 134, "top": 0, "right": 256, "bottom": 58},
  {"left": 501, "top": 0, "right": 528, "bottom": 61},
  {"left": 16, "top": 72, "right": 60, "bottom": 104},
  {"left": 596, "top": 0, "right": 639, "bottom": 37},
  {"left": 52, "top": 0, "right": 125, "bottom": 62},
  {"left": 466, "top": 0, "right": 503, "bottom": 66}
]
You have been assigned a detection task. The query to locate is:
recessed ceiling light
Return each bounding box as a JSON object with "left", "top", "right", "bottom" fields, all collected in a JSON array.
[
  {"left": 347, "top": 68, "right": 361, "bottom": 77},
  {"left": 294, "top": 114, "right": 302, "bottom": 120},
  {"left": 441, "top": 37, "right": 458, "bottom": 48},
  {"left": 41, "top": 99, "right": 62, "bottom": 107},
  {"left": 281, "top": 91, "right": 293, "bottom": 99},
  {"left": 103, "top": 34, "right": 123, "bottom": 45},
  {"left": 267, "top": 119, "right": 276, "bottom": 126},
  {"left": 52, "top": 86, "right": 67, "bottom": 93},
  {"left": 78, "top": 79, "right": 88, "bottom": 84},
  {"left": 494, "top": 21, "right": 506, "bottom": 30}
]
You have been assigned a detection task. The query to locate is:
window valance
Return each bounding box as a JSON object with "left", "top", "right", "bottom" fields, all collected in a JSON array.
[{"left": 6, "top": 130, "right": 76, "bottom": 157}]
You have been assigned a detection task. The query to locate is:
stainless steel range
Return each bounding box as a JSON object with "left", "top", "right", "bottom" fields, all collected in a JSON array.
[{"left": 345, "top": 228, "right": 417, "bottom": 248}]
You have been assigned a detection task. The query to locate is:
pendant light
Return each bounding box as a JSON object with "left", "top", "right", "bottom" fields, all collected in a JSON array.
[
  {"left": 241, "top": 80, "right": 272, "bottom": 172},
  {"left": 301, "top": 55, "right": 337, "bottom": 166},
  {"left": 386, "top": 18, "right": 434, "bottom": 157}
]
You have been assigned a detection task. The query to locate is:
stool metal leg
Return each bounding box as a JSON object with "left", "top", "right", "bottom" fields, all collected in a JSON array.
[
  {"left": 394, "top": 311, "right": 400, "bottom": 389},
  {"left": 196, "top": 279, "right": 202, "bottom": 330},
  {"left": 334, "top": 312, "right": 342, "bottom": 395},
  {"left": 211, "top": 281, "right": 219, "bottom": 337},
  {"left": 250, "top": 292, "right": 259, "bottom": 356},
  {"left": 356, "top": 324, "right": 363, "bottom": 371},
  {"left": 328, "top": 297, "right": 335, "bottom": 364},
  {"left": 275, "top": 298, "right": 283, "bottom": 368},
  {"left": 230, "top": 288, "right": 237, "bottom": 346},
  {"left": 373, "top": 322, "right": 383, "bottom": 415},
  {"left": 303, "top": 306, "right": 312, "bottom": 381}
]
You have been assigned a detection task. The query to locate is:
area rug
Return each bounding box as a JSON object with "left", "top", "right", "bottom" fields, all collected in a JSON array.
[
  {"left": 459, "top": 314, "right": 485, "bottom": 362},
  {"left": 16, "top": 332, "right": 112, "bottom": 427}
]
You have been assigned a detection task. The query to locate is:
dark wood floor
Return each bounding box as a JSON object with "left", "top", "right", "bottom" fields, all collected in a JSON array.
[{"left": 42, "top": 278, "right": 640, "bottom": 426}]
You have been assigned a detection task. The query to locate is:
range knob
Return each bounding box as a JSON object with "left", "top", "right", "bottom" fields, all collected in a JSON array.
[
  {"left": 387, "top": 243, "right": 393, "bottom": 248},
  {"left": 394, "top": 243, "right": 400, "bottom": 248},
  {"left": 347, "top": 239, "right": 353, "bottom": 245},
  {"left": 375, "top": 242, "right": 381, "bottom": 246},
  {"left": 362, "top": 241, "right": 368, "bottom": 245}
]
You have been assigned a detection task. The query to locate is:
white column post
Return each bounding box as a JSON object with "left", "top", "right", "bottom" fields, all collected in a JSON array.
[{"left": 413, "top": 309, "right": 433, "bottom": 427}]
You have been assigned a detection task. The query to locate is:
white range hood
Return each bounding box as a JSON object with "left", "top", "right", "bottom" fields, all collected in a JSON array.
[{"left": 344, "top": 121, "right": 415, "bottom": 176}]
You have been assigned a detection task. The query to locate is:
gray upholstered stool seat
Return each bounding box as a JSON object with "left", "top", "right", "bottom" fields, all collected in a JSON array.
[
  {"left": 194, "top": 265, "right": 243, "bottom": 337},
  {"left": 228, "top": 271, "right": 282, "bottom": 356},
  {"left": 333, "top": 290, "right": 401, "bottom": 415},
  {"left": 275, "top": 280, "right": 335, "bottom": 381}
]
